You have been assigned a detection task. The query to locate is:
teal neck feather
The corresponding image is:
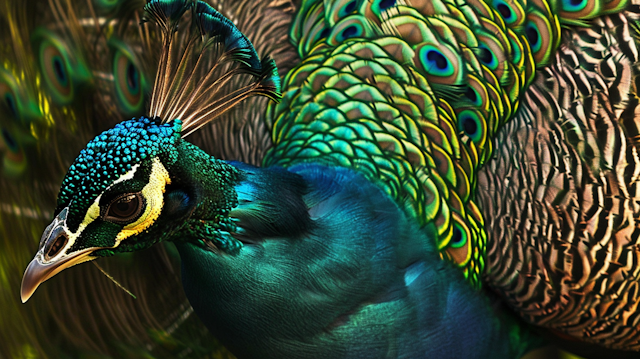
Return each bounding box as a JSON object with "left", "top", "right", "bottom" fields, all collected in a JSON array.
[{"left": 174, "top": 163, "right": 541, "bottom": 358}]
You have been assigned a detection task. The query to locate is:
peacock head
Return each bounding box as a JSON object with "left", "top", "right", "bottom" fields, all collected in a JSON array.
[
  {"left": 20, "top": 0, "right": 279, "bottom": 303},
  {"left": 20, "top": 116, "right": 239, "bottom": 302}
]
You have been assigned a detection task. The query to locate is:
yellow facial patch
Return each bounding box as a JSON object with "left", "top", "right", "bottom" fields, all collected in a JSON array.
[{"left": 115, "top": 157, "right": 171, "bottom": 242}]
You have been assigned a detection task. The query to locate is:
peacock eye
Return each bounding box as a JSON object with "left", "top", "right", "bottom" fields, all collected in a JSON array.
[{"left": 104, "top": 193, "right": 145, "bottom": 224}]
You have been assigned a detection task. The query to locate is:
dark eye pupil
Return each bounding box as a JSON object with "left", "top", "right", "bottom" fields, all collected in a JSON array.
[
  {"left": 110, "top": 195, "right": 138, "bottom": 218},
  {"left": 116, "top": 201, "right": 132, "bottom": 213},
  {"left": 53, "top": 57, "right": 66, "bottom": 83},
  {"left": 427, "top": 50, "right": 448, "bottom": 70},
  {"left": 104, "top": 193, "right": 144, "bottom": 224},
  {"left": 452, "top": 226, "right": 463, "bottom": 245}
]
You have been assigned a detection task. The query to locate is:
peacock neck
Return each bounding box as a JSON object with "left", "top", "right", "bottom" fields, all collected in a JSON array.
[
  {"left": 164, "top": 140, "right": 313, "bottom": 253},
  {"left": 158, "top": 140, "right": 243, "bottom": 250},
  {"left": 172, "top": 163, "right": 540, "bottom": 359}
]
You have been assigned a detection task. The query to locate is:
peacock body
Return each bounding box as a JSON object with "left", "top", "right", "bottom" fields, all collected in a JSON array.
[{"left": 9, "top": 0, "right": 640, "bottom": 357}]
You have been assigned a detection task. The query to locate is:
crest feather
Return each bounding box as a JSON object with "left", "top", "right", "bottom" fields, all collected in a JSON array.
[{"left": 142, "top": 0, "right": 281, "bottom": 138}]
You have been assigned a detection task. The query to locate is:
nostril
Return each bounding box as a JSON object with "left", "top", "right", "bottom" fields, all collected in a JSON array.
[{"left": 45, "top": 233, "right": 68, "bottom": 260}]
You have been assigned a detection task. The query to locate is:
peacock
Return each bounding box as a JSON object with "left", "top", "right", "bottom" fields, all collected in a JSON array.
[{"left": 7, "top": 0, "right": 640, "bottom": 357}]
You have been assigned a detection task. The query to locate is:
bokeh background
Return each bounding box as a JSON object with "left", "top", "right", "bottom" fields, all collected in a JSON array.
[{"left": 0, "top": 0, "right": 588, "bottom": 358}]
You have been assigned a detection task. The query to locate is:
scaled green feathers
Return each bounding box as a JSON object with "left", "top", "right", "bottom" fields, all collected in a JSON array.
[{"left": 268, "top": 0, "right": 634, "bottom": 288}]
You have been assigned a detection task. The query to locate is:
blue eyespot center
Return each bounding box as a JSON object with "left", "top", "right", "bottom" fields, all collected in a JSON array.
[
  {"left": 462, "top": 115, "right": 478, "bottom": 136},
  {"left": 1, "top": 128, "right": 18, "bottom": 151},
  {"left": 53, "top": 56, "right": 67, "bottom": 84},
  {"left": 344, "top": 0, "right": 356, "bottom": 13},
  {"left": 563, "top": 0, "right": 587, "bottom": 11},
  {"left": 342, "top": 25, "right": 358, "bottom": 39},
  {"left": 496, "top": 3, "right": 512, "bottom": 19},
  {"left": 126, "top": 62, "right": 140, "bottom": 93},
  {"left": 427, "top": 50, "right": 448, "bottom": 70},
  {"left": 525, "top": 24, "right": 540, "bottom": 47},
  {"left": 478, "top": 47, "right": 493, "bottom": 65},
  {"left": 451, "top": 225, "right": 466, "bottom": 248}
]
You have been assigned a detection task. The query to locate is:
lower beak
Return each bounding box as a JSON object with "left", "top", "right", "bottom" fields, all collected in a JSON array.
[{"left": 21, "top": 248, "right": 96, "bottom": 303}]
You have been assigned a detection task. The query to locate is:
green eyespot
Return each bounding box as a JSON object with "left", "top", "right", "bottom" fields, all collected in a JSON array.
[
  {"left": 420, "top": 46, "right": 454, "bottom": 77},
  {"left": 32, "top": 30, "right": 90, "bottom": 105},
  {"left": 561, "top": 0, "right": 589, "bottom": 12},
  {"left": 0, "top": 72, "right": 20, "bottom": 121},
  {"left": 493, "top": 0, "right": 516, "bottom": 23},
  {"left": 524, "top": 22, "right": 542, "bottom": 53},
  {"left": 450, "top": 223, "right": 468, "bottom": 248},
  {"left": 477, "top": 44, "right": 499, "bottom": 70},
  {"left": 338, "top": 0, "right": 358, "bottom": 17},
  {"left": 0, "top": 68, "right": 42, "bottom": 124},
  {"left": 446, "top": 215, "right": 473, "bottom": 267},
  {"left": 457, "top": 109, "right": 486, "bottom": 146},
  {"left": 110, "top": 40, "right": 149, "bottom": 115}
]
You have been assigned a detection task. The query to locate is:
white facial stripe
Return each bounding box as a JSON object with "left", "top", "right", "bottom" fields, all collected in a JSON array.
[{"left": 112, "top": 163, "right": 140, "bottom": 186}]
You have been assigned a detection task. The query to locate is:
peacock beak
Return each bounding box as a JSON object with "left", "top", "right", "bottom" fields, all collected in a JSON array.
[
  {"left": 21, "top": 207, "right": 99, "bottom": 303},
  {"left": 21, "top": 247, "right": 96, "bottom": 303}
]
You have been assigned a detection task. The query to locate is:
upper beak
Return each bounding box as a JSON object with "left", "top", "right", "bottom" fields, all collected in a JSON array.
[
  {"left": 21, "top": 207, "right": 97, "bottom": 303},
  {"left": 21, "top": 247, "right": 96, "bottom": 303}
]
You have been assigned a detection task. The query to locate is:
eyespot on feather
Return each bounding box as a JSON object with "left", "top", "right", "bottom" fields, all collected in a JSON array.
[
  {"left": 415, "top": 42, "right": 465, "bottom": 85},
  {"left": 559, "top": 0, "right": 601, "bottom": 21},
  {"left": 32, "top": 29, "right": 90, "bottom": 105},
  {"left": 523, "top": 10, "right": 559, "bottom": 65},
  {"left": 109, "top": 40, "right": 149, "bottom": 116},
  {"left": 0, "top": 72, "right": 20, "bottom": 121},
  {"left": 457, "top": 109, "right": 486, "bottom": 147},
  {"left": 446, "top": 213, "right": 472, "bottom": 266},
  {"left": 327, "top": 15, "right": 372, "bottom": 46}
]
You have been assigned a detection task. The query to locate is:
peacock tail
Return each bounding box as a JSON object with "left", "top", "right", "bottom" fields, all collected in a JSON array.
[
  {"left": 266, "top": 0, "right": 630, "bottom": 286},
  {"left": 267, "top": 0, "right": 640, "bottom": 353}
]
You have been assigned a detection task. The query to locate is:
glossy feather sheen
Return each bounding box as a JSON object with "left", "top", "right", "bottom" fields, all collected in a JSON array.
[
  {"left": 0, "top": 0, "right": 293, "bottom": 358},
  {"left": 478, "top": 10, "right": 640, "bottom": 351},
  {"left": 178, "top": 164, "right": 535, "bottom": 358},
  {"left": 269, "top": 0, "right": 582, "bottom": 286},
  {"left": 271, "top": 0, "right": 640, "bottom": 352}
]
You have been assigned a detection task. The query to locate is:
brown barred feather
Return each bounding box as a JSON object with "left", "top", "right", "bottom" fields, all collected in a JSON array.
[{"left": 478, "top": 9, "right": 640, "bottom": 351}]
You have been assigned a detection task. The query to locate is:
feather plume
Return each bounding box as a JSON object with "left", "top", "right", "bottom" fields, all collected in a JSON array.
[{"left": 142, "top": 0, "right": 281, "bottom": 138}]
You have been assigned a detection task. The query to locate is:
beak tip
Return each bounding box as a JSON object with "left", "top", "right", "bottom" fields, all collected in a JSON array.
[
  {"left": 20, "top": 285, "right": 33, "bottom": 303},
  {"left": 20, "top": 258, "right": 44, "bottom": 304}
]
